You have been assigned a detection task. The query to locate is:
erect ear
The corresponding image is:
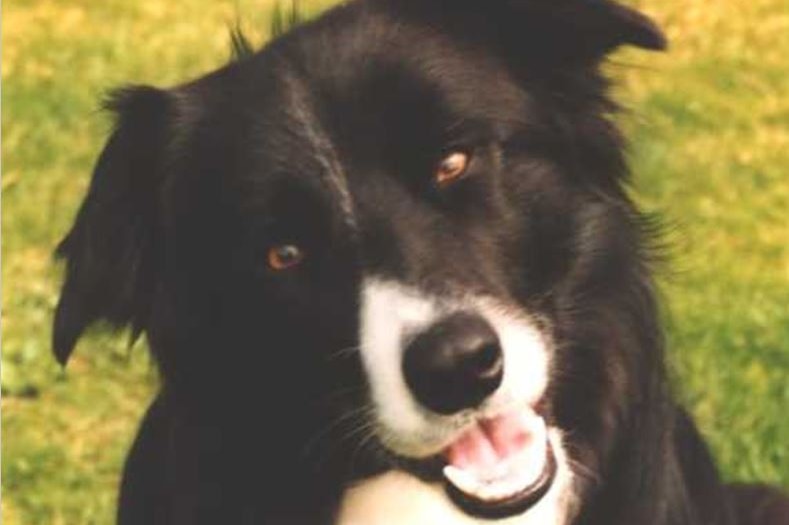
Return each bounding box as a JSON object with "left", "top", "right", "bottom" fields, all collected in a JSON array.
[{"left": 53, "top": 86, "right": 174, "bottom": 365}]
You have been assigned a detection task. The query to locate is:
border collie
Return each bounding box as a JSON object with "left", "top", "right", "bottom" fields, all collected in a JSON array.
[{"left": 53, "top": 0, "right": 789, "bottom": 523}]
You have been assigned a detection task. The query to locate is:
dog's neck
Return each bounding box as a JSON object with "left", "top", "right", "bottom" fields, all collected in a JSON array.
[{"left": 336, "top": 467, "right": 577, "bottom": 525}]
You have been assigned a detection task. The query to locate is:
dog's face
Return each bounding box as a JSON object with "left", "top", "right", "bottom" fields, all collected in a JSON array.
[{"left": 54, "top": 0, "right": 665, "bottom": 519}]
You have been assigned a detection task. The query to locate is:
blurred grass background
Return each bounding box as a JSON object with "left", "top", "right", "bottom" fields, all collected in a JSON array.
[{"left": 2, "top": 0, "right": 787, "bottom": 523}]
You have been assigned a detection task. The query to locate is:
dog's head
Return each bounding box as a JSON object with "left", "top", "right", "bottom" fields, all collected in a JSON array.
[{"left": 54, "top": 0, "right": 665, "bottom": 518}]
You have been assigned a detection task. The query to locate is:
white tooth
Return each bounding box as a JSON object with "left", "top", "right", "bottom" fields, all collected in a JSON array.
[
  {"left": 443, "top": 465, "right": 483, "bottom": 496},
  {"left": 510, "top": 477, "right": 527, "bottom": 494},
  {"left": 491, "top": 461, "right": 511, "bottom": 480},
  {"left": 513, "top": 437, "right": 547, "bottom": 487},
  {"left": 487, "top": 481, "right": 512, "bottom": 501},
  {"left": 483, "top": 479, "right": 522, "bottom": 502},
  {"left": 529, "top": 438, "right": 548, "bottom": 479},
  {"left": 477, "top": 482, "right": 503, "bottom": 501}
]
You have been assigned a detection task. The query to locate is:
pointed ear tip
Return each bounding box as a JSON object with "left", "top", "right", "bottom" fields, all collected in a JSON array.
[
  {"left": 641, "top": 33, "right": 669, "bottom": 52},
  {"left": 53, "top": 302, "right": 80, "bottom": 367},
  {"left": 614, "top": 3, "right": 669, "bottom": 52},
  {"left": 53, "top": 341, "right": 74, "bottom": 367},
  {"left": 624, "top": 16, "right": 668, "bottom": 52},
  {"left": 642, "top": 22, "right": 669, "bottom": 51}
]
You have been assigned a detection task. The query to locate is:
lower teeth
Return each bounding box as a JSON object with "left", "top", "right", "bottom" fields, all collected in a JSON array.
[
  {"left": 443, "top": 451, "right": 546, "bottom": 502},
  {"left": 443, "top": 435, "right": 549, "bottom": 502}
]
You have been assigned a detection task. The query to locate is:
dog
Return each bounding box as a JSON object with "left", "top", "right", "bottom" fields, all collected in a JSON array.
[{"left": 53, "top": 0, "right": 789, "bottom": 523}]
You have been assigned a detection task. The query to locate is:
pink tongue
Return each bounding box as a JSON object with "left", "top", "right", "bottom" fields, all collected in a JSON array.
[{"left": 445, "top": 411, "right": 535, "bottom": 470}]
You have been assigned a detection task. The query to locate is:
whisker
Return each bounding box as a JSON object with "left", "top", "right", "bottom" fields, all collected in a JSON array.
[
  {"left": 299, "top": 405, "right": 373, "bottom": 461},
  {"left": 349, "top": 424, "right": 381, "bottom": 476},
  {"left": 315, "top": 385, "right": 366, "bottom": 405},
  {"left": 567, "top": 457, "right": 601, "bottom": 486},
  {"left": 325, "top": 345, "right": 362, "bottom": 362}
]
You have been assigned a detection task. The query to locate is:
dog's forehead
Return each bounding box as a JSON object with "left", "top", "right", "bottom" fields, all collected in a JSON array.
[
  {"left": 287, "top": 9, "right": 532, "bottom": 129},
  {"left": 237, "top": 13, "right": 528, "bottom": 182},
  {"left": 183, "top": 7, "right": 537, "bottom": 238}
]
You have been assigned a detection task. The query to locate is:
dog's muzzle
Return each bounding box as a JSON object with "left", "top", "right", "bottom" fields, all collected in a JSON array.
[{"left": 400, "top": 311, "right": 556, "bottom": 516}]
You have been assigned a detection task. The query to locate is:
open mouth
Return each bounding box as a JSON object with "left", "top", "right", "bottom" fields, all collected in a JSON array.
[{"left": 441, "top": 409, "right": 557, "bottom": 518}]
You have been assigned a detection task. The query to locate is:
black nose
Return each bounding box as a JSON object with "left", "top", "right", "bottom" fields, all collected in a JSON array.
[{"left": 402, "top": 313, "right": 504, "bottom": 415}]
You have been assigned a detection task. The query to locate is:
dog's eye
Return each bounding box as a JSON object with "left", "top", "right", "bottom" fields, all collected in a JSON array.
[
  {"left": 435, "top": 151, "right": 470, "bottom": 187},
  {"left": 267, "top": 244, "right": 305, "bottom": 271}
]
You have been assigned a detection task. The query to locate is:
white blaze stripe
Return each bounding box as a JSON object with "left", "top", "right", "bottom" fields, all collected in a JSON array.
[{"left": 359, "top": 279, "right": 439, "bottom": 454}]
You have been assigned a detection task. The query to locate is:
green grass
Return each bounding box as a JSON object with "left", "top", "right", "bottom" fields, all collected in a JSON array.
[
  {"left": 615, "top": 0, "right": 789, "bottom": 484},
  {"left": 2, "top": 0, "right": 788, "bottom": 523}
]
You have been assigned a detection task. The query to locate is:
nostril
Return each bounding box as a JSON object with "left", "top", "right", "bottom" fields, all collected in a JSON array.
[{"left": 468, "top": 343, "right": 503, "bottom": 378}]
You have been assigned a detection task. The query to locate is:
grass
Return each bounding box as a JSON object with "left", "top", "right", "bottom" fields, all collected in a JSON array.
[{"left": 2, "top": 0, "right": 788, "bottom": 523}]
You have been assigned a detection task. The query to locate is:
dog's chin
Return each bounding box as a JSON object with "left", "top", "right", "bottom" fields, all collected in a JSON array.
[{"left": 387, "top": 408, "right": 557, "bottom": 519}]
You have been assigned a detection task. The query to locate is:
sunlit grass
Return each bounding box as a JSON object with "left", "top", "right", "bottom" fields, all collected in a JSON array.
[
  {"left": 3, "top": 0, "right": 788, "bottom": 523},
  {"left": 620, "top": 0, "right": 789, "bottom": 485}
]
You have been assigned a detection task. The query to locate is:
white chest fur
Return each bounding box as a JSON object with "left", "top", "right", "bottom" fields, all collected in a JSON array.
[{"left": 336, "top": 469, "right": 575, "bottom": 525}]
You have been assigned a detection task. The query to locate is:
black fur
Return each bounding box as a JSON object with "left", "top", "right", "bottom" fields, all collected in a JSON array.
[{"left": 54, "top": 1, "right": 788, "bottom": 524}]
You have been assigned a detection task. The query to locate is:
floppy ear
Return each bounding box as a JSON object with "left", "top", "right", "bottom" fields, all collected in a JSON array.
[
  {"left": 406, "top": 0, "right": 666, "bottom": 63},
  {"left": 53, "top": 86, "right": 173, "bottom": 365},
  {"left": 516, "top": 0, "right": 667, "bottom": 55},
  {"left": 475, "top": 0, "right": 667, "bottom": 66},
  {"left": 594, "top": 0, "right": 667, "bottom": 51}
]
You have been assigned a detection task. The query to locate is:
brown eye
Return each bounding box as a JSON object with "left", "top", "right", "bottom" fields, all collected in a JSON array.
[
  {"left": 267, "top": 244, "right": 305, "bottom": 271},
  {"left": 435, "top": 151, "right": 470, "bottom": 186}
]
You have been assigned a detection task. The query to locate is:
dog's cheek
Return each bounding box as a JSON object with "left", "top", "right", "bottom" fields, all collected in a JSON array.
[{"left": 357, "top": 279, "right": 440, "bottom": 450}]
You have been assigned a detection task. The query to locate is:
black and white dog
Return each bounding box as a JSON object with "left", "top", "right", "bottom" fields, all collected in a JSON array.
[{"left": 53, "top": 0, "right": 789, "bottom": 523}]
